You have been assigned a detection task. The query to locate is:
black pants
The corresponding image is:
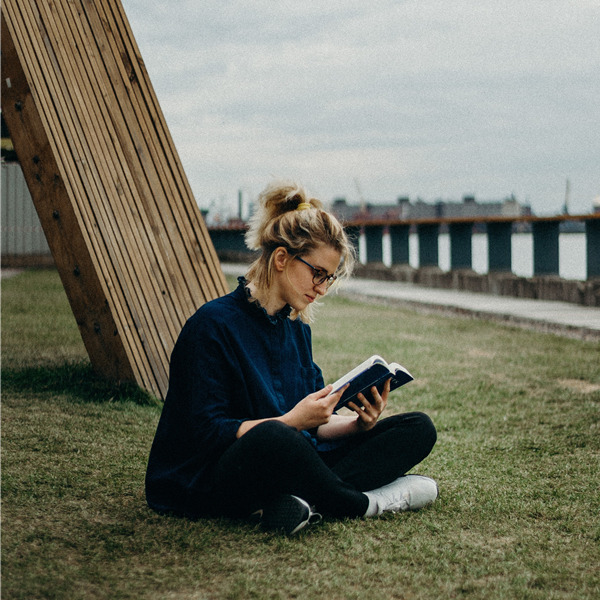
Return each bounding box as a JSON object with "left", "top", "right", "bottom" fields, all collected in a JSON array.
[{"left": 210, "top": 412, "right": 436, "bottom": 520}]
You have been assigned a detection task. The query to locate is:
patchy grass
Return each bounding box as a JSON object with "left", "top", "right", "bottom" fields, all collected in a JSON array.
[{"left": 2, "top": 269, "right": 599, "bottom": 599}]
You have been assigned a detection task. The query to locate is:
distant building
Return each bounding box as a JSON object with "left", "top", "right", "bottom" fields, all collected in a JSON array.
[{"left": 329, "top": 194, "right": 531, "bottom": 223}]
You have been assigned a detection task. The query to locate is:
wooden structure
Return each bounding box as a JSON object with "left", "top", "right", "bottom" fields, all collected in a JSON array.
[{"left": 1, "top": 0, "right": 228, "bottom": 400}]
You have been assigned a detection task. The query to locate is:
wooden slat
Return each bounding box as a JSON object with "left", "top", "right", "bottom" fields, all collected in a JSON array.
[
  {"left": 8, "top": 0, "right": 158, "bottom": 390},
  {"left": 1, "top": 0, "right": 229, "bottom": 399},
  {"left": 79, "top": 1, "right": 202, "bottom": 315},
  {"left": 32, "top": 1, "right": 166, "bottom": 389},
  {"left": 84, "top": 0, "right": 225, "bottom": 316},
  {"left": 8, "top": 0, "right": 183, "bottom": 394},
  {"left": 94, "top": 0, "right": 225, "bottom": 302},
  {"left": 1, "top": 10, "right": 136, "bottom": 384},
  {"left": 105, "top": 0, "right": 225, "bottom": 299},
  {"left": 39, "top": 0, "right": 178, "bottom": 387}
]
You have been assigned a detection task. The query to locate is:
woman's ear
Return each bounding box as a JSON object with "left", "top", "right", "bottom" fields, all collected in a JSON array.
[{"left": 272, "top": 247, "right": 290, "bottom": 273}]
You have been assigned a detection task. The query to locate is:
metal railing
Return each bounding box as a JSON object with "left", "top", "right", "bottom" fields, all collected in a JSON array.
[
  {"left": 351, "top": 214, "right": 600, "bottom": 280},
  {"left": 209, "top": 213, "right": 600, "bottom": 281}
]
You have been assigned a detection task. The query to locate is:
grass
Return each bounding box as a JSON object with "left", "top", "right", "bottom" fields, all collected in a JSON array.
[{"left": 2, "top": 268, "right": 599, "bottom": 599}]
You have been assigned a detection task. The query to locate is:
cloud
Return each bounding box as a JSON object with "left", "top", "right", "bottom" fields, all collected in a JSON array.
[{"left": 123, "top": 0, "right": 600, "bottom": 214}]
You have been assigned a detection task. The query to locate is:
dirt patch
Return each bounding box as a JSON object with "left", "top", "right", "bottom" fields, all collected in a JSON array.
[
  {"left": 558, "top": 379, "right": 600, "bottom": 394},
  {"left": 467, "top": 348, "right": 496, "bottom": 359},
  {"left": 1, "top": 269, "right": 23, "bottom": 279}
]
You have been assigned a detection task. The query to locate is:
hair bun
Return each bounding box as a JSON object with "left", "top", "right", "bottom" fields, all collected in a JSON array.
[
  {"left": 243, "top": 179, "right": 355, "bottom": 322},
  {"left": 245, "top": 181, "right": 321, "bottom": 250}
]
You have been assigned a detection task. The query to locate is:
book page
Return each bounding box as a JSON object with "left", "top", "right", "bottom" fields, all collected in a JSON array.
[{"left": 330, "top": 355, "right": 388, "bottom": 393}]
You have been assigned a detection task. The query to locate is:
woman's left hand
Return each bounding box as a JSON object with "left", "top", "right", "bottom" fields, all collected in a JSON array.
[{"left": 346, "top": 378, "right": 391, "bottom": 432}]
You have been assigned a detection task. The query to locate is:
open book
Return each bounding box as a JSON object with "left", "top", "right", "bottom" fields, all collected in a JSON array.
[{"left": 329, "top": 355, "right": 414, "bottom": 411}]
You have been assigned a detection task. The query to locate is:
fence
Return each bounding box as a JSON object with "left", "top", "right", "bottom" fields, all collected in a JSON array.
[
  {"left": 209, "top": 214, "right": 600, "bottom": 306},
  {"left": 4, "top": 156, "right": 599, "bottom": 305},
  {"left": 356, "top": 215, "right": 600, "bottom": 279},
  {"left": 1, "top": 162, "right": 52, "bottom": 264}
]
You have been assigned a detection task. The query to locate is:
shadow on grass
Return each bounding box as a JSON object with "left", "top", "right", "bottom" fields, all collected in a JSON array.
[{"left": 1, "top": 361, "right": 160, "bottom": 406}]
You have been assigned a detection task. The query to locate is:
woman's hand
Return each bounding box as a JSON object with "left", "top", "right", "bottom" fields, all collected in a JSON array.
[
  {"left": 281, "top": 384, "right": 346, "bottom": 431},
  {"left": 236, "top": 385, "right": 347, "bottom": 438},
  {"left": 346, "top": 378, "right": 390, "bottom": 432}
]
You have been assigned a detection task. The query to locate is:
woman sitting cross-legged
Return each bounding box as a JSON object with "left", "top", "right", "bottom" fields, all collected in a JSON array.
[{"left": 145, "top": 180, "right": 438, "bottom": 534}]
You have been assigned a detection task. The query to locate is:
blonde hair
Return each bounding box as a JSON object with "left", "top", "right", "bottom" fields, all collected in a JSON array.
[{"left": 245, "top": 180, "right": 355, "bottom": 322}]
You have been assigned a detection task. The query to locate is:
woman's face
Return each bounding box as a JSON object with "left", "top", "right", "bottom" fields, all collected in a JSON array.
[{"left": 278, "top": 244, "right": 342, "bottom": 313}]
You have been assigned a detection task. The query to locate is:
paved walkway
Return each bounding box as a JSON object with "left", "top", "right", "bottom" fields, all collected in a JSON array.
[
  {"left": 0, "top": 268, "right": 24, "bottom": 279},
  {"left": 5, "top": 265, "right": 598, "bottom": 340},
  {"left": 221, "top": 263, "right": 600, "bottom": 341}
]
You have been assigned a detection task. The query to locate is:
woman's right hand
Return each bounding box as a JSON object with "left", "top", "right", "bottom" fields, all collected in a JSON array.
[
  {"left": 281, "top": 385, "right": 347, "bottom": 431},
  {"left": 236, "top": 385, "right": 348, "bottom": 439}
]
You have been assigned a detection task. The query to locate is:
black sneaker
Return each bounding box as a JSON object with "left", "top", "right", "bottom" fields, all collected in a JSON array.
[{"left": 260, "top": 494, "right": 322, "bottom": 535}]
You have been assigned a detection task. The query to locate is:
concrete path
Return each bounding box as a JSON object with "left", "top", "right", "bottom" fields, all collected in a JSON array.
[
  {"left": 221, "top": 263, "right": 600, "bottom": 341},
  {"left": 5, "top": 265, "right": 598, "bottom": 340},
  {"left": 340, "top": 278, "right": 600, "bottom": 341},
  {"left": 1, "top": 268, "right": 24, "bottom": 279}
]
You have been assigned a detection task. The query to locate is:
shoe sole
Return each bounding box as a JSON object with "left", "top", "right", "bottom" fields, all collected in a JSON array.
[
  {"left": 261, "top": 495, "right": 321, "bottom": 535},
  {"left": 405, "top": 475, "right": 439, "bottom": 510}
]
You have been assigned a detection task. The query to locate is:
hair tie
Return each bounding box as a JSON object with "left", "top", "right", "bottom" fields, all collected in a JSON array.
[{"left": 296, "top": 202, "right": 312, "bottom": 211}]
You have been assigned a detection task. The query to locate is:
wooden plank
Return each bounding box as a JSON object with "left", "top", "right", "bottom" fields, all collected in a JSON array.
[
  {"left": 4, "top": 0, "right": 165, "bottom": 394},
  {"left": 104, "top": 0, "right": 227, "bottom": 299},
  {"left": 14, "top": 0, "right": 157, "bottom": 389},
  {"left": 15, "top": 0, "right": 158, "bottom": 389},
  {"left": 1, "top": 11, "right": 135, "bottom": 384},
  {"left": 80, "top": 0, "right": 202, "bottom": 316},
  {"left": 74, "top": 0, "right": 217, "bottom": 329},
  {"left": 41, "top": 0, "right": 179, "bottom": 369},
  {"left": 91, "top": 0, "right": 225, "bottom": 304},
  {"left": 1, "top": 0, "right": 229, "bottom": 399},
  {"left": 48, "top": 0, "right": 180, "bottom": 392},
  {"left": 72, "top": 0, "right": 215, "bottom": 371}
]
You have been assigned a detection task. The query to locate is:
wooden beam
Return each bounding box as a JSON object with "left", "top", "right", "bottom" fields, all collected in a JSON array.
[{"left": 1, "top": 1, "right": 228, "bottom": 399}]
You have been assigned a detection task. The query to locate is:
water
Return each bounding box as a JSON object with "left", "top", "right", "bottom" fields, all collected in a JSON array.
[{"left": 374, "top": 232, "right": 587, "bottom": 281}]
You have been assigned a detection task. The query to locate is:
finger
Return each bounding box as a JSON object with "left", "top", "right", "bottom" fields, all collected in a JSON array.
[
  {"left": 346, "top": 400, "right": 364, "bottom": 413},
  {"left": 326, "top": 384, "right": 349, "bottom": 407},
  {"left": 370, "top": 380, "right": 391, "bottom": 409},
  {"left": 379, "top": 379, "right": 391, "bottom": 408},
  {"left": 371, "top": 386, "right": 385, "bottom": 408},
  {"left": 312, "top": 384, "right": 334, "bottom": 400},
  {"left": 362, "top": 395, "right": 381, "bottom": 417},
  {"left": 348, "top": 395, "right": 372, "bottom": 418},
  {"left": 354, "top": 393, "right": 371, "bottom": 410},
  {"left": 382, "top": 378, "right": 391, "bottom": 399},
  {"left": 349, "top": 401, "right": 377, "bottom": 428}
]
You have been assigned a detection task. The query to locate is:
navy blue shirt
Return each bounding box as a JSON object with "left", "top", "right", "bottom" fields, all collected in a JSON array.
[{"left": 145, "top": 278, "right": 325, "bottom": 516}]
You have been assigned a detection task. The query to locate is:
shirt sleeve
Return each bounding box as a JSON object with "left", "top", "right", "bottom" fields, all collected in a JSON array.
[{"left": 168, "top": 312, "right": 245, "bottom": 458}]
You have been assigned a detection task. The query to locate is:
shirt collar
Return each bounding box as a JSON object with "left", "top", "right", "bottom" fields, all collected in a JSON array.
[{"left": 237, "top": 276, "right": 292, "bottom": 324}]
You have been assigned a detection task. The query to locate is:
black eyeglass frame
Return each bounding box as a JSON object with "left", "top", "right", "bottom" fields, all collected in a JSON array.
[{"left": 294, "top": 256, "right": 338, "bottom": 289}]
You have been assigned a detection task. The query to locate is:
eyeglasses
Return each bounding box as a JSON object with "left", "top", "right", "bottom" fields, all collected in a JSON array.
[{"left": 295, "top": 256, "right": 337, "bottom": 289}]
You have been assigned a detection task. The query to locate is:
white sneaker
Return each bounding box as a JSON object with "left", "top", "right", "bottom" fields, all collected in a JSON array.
[{"left": 365, "top": 475, "right": 438, "bottom": 515}]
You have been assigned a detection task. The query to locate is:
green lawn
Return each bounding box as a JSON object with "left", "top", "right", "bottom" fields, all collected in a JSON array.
[{"left": 2, "top": 269, "right": 599, "bottom": 599}]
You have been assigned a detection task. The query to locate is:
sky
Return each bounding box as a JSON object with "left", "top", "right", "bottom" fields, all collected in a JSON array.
[{"left": 122, "top": 0, "right": 600, "bottom": 219}]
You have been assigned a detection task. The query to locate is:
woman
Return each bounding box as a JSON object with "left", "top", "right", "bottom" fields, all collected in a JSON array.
[{"left": 146, "top": 181, "right": 438, "bottom": 534}]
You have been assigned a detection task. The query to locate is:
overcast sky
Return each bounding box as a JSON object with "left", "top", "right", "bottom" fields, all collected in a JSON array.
[{"left": 122, "top": 0, "right": 599, "bottom": 218}]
